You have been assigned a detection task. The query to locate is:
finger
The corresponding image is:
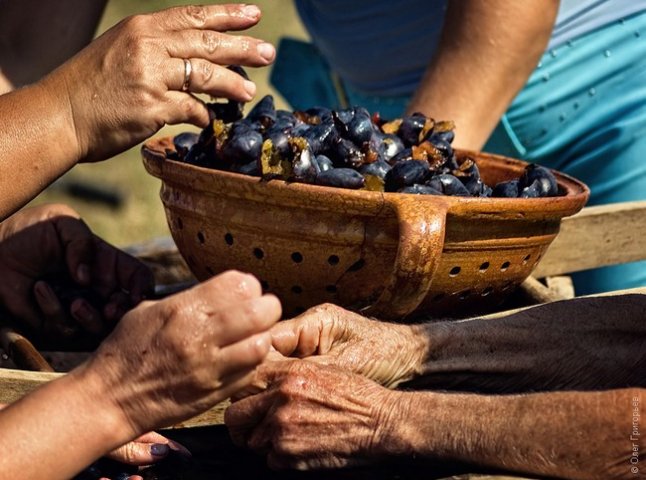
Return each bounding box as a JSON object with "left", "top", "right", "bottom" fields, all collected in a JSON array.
[
  {"left": 52, "top": 216, "right": 95, "bottom": 285},
  {"left": 224, "top": 388, "right": 277, "bottom": 447},
  {"left": 104, "top": 291, "right": 132, "bottom": 323},
  {"left": 106, "top": 439, "right": 169, "bottom": 466},
  {"left": 270, "top": 318, "right": 316, "bottom": 357},
  {"left": 33, "top": 280, "right": 67, "bottom": 323},
  {"left": 208, "top": 295, "right": 281, "bottom": 347},
  {"left": 167, "top": 59, "right": 256, "bottom": 102},
  {"left": 183, "top": 271, "right": 263, "bottom": 313},
  {"left": 70, "top": 298, "right": 104, "bottom": 335},
  {"left": 217, "top": 332, "right": 272, "bottom": 379},
  {"left": 166, "top": 30, "right": 274, "bottom": 67},
  {"left": 91, "top": 239, "right": 154, "bottom": 304},
  {"left": 34, "top": 281, "right": 78, "bottom": 338},
  {"left": 162, "top": 91, "right": 210, "bottom": 128},
  {"left": 150, "top": 4, "right": 262, "bottom": 32}
]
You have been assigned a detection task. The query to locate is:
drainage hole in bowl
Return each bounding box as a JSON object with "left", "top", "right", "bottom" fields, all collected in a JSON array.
[
  {"left": 501, "top": 281, "right": 515, "bottom": 292},
  {"left": 328, "top": 255, "right": 340, "bottom": 266},
  {"left": 458, "top": 290, "right": 472, "bottom": 301},
  {"left": 479, "top": 261, "right": 490, "bottom": 273},
  {"left": 291, "top": 285, "right": 303, "bottom": 294},
  {"left": 291, "top": 252, "right": 303, "bottom": 263},
  {"left": 432, "top": 293, "right": 445, "bottom": 303},
  {"left": 197, "top": 231, "right": 205, "bottom": 244},
  {"left": 500, "top": 261, "right": 511, "bottom": 272},
  {"left": 449, "top": 266, "right": 461, "bottom": 277},
  {"left": 522, "top": 254, "right": 531, "bottom": 265},
  {"left": 224, "top": 233, "right": 234, "bottom": 246},
  {"left": 481, "top": 286, "right": 494, "bottom": 297},
  {"left": 253, "top": 248, "right": 264, "bottom": 260},
  {"left": 325, "top": 285, "right": 337, "bottom": 294},
  {"left": 348, "top": 259, "right": 365, "bottom": 272}
]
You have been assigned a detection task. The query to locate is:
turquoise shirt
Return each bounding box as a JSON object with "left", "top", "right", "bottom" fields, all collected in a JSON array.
[{"left": 295, "top": 0, "right": 645, "bottom": 96}]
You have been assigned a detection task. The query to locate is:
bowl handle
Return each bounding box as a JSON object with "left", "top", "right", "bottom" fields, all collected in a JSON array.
[{"left": 363, "top": 196, "right": 448, "bottom": 320}]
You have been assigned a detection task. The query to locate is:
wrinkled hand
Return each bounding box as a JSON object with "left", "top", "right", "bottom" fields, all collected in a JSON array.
[
  {"left": 0, "top": 204, "right": 153, "bottom": 345},
  {"left": 84, "top": 271, "right": 281, "bottom": 436},
  {"left": 270, "top": 303, "right": 426, "bottom": 387},
  {"left": 44, "top": 3, "right": 275, "bottom": 163},
  {"left": 226, "top": 361, "right": 401, "bottom": 470}
]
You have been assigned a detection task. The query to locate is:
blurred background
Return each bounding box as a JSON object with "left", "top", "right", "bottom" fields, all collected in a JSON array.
[{"left": 28, "top": 0, "right": 307, "bottom": 247}]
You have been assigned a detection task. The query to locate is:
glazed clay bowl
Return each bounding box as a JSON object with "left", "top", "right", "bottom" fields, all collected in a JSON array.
[{"left": 142, "top": 137, "right": 589, "bottom": 320}]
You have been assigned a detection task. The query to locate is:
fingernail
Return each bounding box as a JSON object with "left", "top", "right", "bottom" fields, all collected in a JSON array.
[
  {"left": 257, "top": 42, "right": 275, "bottom": 62},
  {"left": 242, "top": 4, "right": 260, "bottom": 19},
  {"left": 243, "top": 80, "right": 256, "bottom": 99},
  {"left": 150, "top": 443, "right": 170, "bottom": 457},
  {"left": 73, "top": 301, "right": 95, "bottom": 323},
  {"left": 77, "top": 264, "right": 90, "bottom": 284},
  {"left": 35, "top": 282, "right": 57, "bottom": 304}
]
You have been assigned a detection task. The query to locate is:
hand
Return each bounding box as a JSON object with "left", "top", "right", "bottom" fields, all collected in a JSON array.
[
  {"left": 44, "top": 3, "right": 276, "bottom": 163},
  {"left": 82, "top": 271, "right": 281, "bottom": 437},
  {"left": 0, "top": 204, "right": 153, "bottom": 346},
  {"left": 226, "top": 361, "right": 401, "bottom": 470},
  {"left": 270, "top": 303, "right": 426, "bottom": 387}
]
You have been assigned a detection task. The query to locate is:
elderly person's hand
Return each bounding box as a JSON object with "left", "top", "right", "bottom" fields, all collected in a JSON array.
[
  {"left": 49, "top": 3, "right": 275, "bottom": 164},
  {"left": 226, "top": 360, "right": 400, "bottom": 470},
  {"left": 269, "top": 303, "right": 427, "bottom": 387},
  {"left": 0, "top": 204, "right": 153, "bottom": 346}
]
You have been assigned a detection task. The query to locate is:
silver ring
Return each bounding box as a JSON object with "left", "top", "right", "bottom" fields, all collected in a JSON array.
[{"left": 181, "top": 58, "right": 192, "bottom": 92}]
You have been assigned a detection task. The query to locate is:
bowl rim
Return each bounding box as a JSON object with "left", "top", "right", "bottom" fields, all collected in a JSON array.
[{"left": 142, "top": 136, "right": 590, "bottom": 218}]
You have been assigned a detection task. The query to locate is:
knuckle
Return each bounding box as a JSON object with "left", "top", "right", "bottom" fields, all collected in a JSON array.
[
  {"left": 219, "top": 270, "right": 261, "bottom": 292},
  {"left": 202, "top": 31, "right": 222, "bottom": 55},
  {"left": 183, "top": 5, "right": 207, "bottom": 27},
  {"left": 197, "top": 59, "right": 215, "bottom": 85},
  {"left": 121, "top": 14, "right": 148, "bottom": 34}
]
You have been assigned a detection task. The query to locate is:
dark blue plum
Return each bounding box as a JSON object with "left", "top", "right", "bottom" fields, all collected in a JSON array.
[
  {"left": 315, "top": 168, "right": 365, "bottom": 189},
  {"left": 385, "top": 160, "right": 431, "bottom": 192}
]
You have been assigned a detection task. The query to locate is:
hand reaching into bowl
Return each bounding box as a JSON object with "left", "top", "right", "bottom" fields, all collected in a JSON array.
[{"left": 0, "top": 3, "right": 276, "bottom": 219}]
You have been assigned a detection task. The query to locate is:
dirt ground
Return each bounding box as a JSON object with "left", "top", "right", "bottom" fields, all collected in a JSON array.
[{"left": 28, "top": 0, "right": 308, "bottom": 247}]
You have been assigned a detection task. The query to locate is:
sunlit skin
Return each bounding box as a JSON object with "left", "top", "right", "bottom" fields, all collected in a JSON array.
[{"left": 228, "top": 299, "right": 646, "bottom": 479}]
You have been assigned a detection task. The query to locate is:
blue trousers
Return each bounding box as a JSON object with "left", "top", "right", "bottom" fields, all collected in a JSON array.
[{"left": 271, "top": 13, "right": 646, "bottom": 294}]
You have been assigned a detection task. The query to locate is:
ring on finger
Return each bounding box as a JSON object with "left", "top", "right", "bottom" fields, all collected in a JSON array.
[{"left": 181, "top": 58, "right": 193, "bottom": 92}]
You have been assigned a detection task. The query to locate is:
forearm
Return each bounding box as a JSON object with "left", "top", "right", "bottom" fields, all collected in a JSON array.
[
  {"left": 405, "top": 295, "right": 646, "bottom": 393},
  {"left": 0, "top": 0, "right": 107, "bottom": 90},
  {"left": 0, "top": 79, "right": 79, "bottom": 220},
  {"left": 407, "top": 0, "right": 558, "bottom": 150},
  {"left": 384, "top": 388, "right": 644, "bottom": 480},
  {"left": 0, "top": 363, "right": 134, "bottom": 479}
]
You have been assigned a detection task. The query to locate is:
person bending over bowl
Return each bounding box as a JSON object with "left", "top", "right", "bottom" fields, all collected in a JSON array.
[{"left": 227, "top": 300, "right": 646, "bottom": 479}]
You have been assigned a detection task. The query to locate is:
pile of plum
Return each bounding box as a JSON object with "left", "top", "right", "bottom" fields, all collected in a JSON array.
[{"left": 171, "top": 93, "right": 559, "bottom": 198}]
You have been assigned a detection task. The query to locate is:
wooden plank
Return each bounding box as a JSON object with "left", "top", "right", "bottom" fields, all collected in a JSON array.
[
  {"left": 0, "top": 367, "right": 227, "bottom": 428},
  {"left": 534, "top": 201, "right": 646, "bottom": 277}
]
